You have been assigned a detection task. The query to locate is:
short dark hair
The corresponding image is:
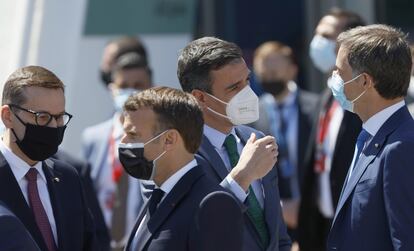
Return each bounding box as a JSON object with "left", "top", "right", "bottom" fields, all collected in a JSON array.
[
  {"left": 2, "top": 66, "right": 65, "bottom": 106},
  {"left": 337, "top": 24, "right": 412, "bottom": 99},
  {"left": 327, "top": 8, "right": 366, "bottom": 31},
  {"left": 254, "top": 41, "right": 297, "bottom": 66},
  {"left": 112, "top": 52, "right": 152, "bottom": 81},
  {"left": 124, "top": 87, "right": 204, "bottom": 153},
  {"left": 177, "top": 37, "right": 243, "bottom": 93},
  {"left": 112, "top": 36, "right": 148, "bottom": 64}
]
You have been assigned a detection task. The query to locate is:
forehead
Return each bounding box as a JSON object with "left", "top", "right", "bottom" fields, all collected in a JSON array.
[
  {"left": 210, "top": 60, "right": 249, "bottom": 87},
  {"left": 315, "top": 15, "right": 343, "bottom": 39},
  {"left": 262, "top": 52, "right": 291, "bottom": 67},
  {"left": 22, "top": 86, "right": 65, "bottom": 113},
  {"left": 123, "top": 107, "right": 157, "bottom": 134},
  {"left": 336, "top": 46, "right": 351, "bottom": 72}
]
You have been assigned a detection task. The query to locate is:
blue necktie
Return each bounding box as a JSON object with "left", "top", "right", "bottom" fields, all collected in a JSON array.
[{"left": 349, "top": 129, "right": 371, "bottom": 179}]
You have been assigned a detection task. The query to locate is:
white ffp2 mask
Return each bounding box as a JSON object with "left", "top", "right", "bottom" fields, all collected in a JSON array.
[{"left": 206, "top": 85, "right": 259, "bottom": 125}]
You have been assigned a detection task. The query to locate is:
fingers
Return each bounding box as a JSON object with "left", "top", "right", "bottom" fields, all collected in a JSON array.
[
  {"left": 247, "top": 133, "right": 256, "bottom": 144},
  {"left": 256, "top": 135, "right": 276, "bottom": 146}
]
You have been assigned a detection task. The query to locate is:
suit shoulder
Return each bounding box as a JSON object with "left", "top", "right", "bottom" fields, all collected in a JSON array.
[
  {"left": 47, "top": 158, "right": 80, "bottom": 177},
  {"left": 236, "top": 125, "right": 265, "bottom": 137}
]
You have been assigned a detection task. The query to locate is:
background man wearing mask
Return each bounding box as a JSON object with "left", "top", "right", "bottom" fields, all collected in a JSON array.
[
  {"left": 0, "top": 66, "right": 96, "bottom": 251},
  {"left": 251, "top": 41, "right": 318, "bottom": 240},
  {"left": 328, "top": 24, "right": 414, "bottom": 251},
  {"left": 120, "top": 87, "right": 243, "bottom": 251},
  {"left": 82, "top": 52, "right": 152, "bottom": 250},
  {"left": 178, "top": 37, "right": 291, "bottom": 251},
  {"left": 298, "top": 8, "right": 365, "bottom": 251}
]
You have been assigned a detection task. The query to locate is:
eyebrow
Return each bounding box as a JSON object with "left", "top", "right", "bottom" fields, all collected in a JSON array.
[{"left": 225, "top": 70, "right": 251, "bottom": 91}]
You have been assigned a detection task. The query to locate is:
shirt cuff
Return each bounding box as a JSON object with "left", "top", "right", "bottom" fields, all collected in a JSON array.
[{"left": 225, "top": 174, "right": 248, "bottom": 203}]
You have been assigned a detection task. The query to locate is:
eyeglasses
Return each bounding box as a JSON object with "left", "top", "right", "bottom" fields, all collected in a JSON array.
[{"left": 9, "top": 104, "right": 73, "bottom": 127}]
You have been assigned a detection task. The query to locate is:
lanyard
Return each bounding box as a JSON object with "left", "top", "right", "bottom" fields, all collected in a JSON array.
[
  {"left": 314, "top": 100, "right": 339, "bottom": 173},
  {"left": 109, "top": 126, "right": 123, "bottom": 183}
]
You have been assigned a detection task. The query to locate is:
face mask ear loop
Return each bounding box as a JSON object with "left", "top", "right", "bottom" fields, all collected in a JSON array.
[
  {"left": 206, "top": 107, "right": 232, "bottom": 121},
  {"left": 204, "top": 92, "right": 229, "bottom": 105},
  {"left": 144, "top": 130, "right": 169, "bottom": 146}
]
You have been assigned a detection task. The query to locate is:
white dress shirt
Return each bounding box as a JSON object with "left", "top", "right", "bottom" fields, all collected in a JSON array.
[
  {"left": 203, "top": 125, "right": 265, "bottom": 208},
  {"left": 0, "top": 139, "right": 58, "bottom": 243},
  {"left": 317, "top": 104, "right": 344, "bottom": 218},
  {"left": 347, "top": 100, "right": 405, "bottom": 180},
  {"left": 95, "top": 114, "right": 143, "bottom": 236}
]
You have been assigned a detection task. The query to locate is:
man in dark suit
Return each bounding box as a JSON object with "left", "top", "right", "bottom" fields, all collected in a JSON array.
[
  {"left": 250, "top": 41, "right": 318, "bottom": 236},
  {"left": 0, "top": 201, "right": 40, "bottom": 251},
  {"left": 119, "top": 87, "right": 243, "bottom": 251},
  {"left": 327, "top": 24, "right": 414, "bottom": 250},
  {"left": 177, "top": 37, "right": 291, "bottom": 251},
  {"left": 298, "top": 9, "right": 365, "bottom": 251},
  {"left": 0, "top": 66, "right": 96, "bottom": 251}
]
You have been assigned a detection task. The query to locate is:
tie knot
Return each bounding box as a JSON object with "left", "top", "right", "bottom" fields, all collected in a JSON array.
[
  {"left": 357, "top": 129, "right": 371, "bottom": 144},
  {"left": 223, "top": 134, "right": 237, "bottom": 151},
  {"left": 25, "top": 168, "right": 38, "bottom": 182},
  {"left": 149, "top": 188, "right": 165, "bottom": 215}
]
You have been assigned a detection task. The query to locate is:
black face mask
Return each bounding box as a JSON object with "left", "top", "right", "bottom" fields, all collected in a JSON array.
[
  {"left": 118, "top": 145, "right": 154, "bottom": 180},
  {"left": 118, "top": 131, "right": 167, "bottom": 180},
  {"left": 100, "top": 70, "right": 112, "bottom": 86},
  {"left": 11, "top": 123, "right": 66, "bottom": 161},
  {"left": 261, "top": 80, "right": 288, "bottom": 96}
]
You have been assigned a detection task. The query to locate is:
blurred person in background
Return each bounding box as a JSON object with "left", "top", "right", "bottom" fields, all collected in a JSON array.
[
  {"left": 298, "top": 8, "right": 365, "bottom": 251},
  {"left": 99, "top": 36, "right": 148, "bottom": 87},
  {"left": 82, "top": 50, "right": 152, "bottom": 251},
  {"left": 250, "top": 41, "right": 318, "bottom": 241}
]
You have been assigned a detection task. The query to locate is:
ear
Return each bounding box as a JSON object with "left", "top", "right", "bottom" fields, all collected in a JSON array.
[
  {"left": 1, "top": 105, "right": 13, "bottom": 129},
  {"left": 191, "top": 89, "right": 207, "bottom": 108},
  {"left": 164, "top": 129, "right": 178, "bottom": 151},
  {"left": 362, "top": 73, "right": 374, "bottom": 89},
  {"left": 288, "top": 64, "right": 298, "bottom": 80}
]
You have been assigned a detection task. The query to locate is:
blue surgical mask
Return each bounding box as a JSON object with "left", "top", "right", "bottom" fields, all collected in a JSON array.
[
  {"left": 113, "top": 88, "right": 138, "bottom": 112},
  {"left": 309, "top": 35, "right": 337, "bottom": 73},
  {"left": 329, "top": 72, "right": 366, "bottom": 113}
]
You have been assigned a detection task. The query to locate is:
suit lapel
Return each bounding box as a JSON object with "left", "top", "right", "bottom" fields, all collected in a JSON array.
[
  {"left": 125, "top": 202, "right": 150, "bottom": 250},
  {"left": 134, "top": 167, "right": 205, "bottom": 251},
  {"left": 333, "top": 106, "right": 410, "bottom": 223},
  {"left": 0, "top": 153, "right": 48, "bottom": 251},
  {"left": 262, "top": 168, "right": 278, "bottom": 247},
  {"left": 42, "top": 159, "right": 65, "bottom": 250},
  {"left": 198, "top": 135, "right": 228, "bottom": 180}
]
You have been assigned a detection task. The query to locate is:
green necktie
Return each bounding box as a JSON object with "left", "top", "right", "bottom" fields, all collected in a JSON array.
[{"left": 223, "top": 134, "right": 270, "bottom": 249}]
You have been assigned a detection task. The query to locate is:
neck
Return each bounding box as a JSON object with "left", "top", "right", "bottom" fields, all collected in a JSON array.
[
  {"left": 358, "top": 97, "right": 403, "bottom": 123},
  {"left": 3, "top": 130, "right": 37, "bottom": 166},
  {"left": 203, "top": 111, "right": 233, "bottom": 134},
  {"left": 273, "top": 86, "right": 291, "bottom": 102},
  {"left": 153, "top": 151, "right": 194, "bottom": 187}
]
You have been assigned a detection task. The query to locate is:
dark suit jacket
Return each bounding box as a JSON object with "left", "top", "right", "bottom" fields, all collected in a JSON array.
[
  {"left": 298, "top": 90, "right": 361, "bottom": 251},
  {"left": 125, "top": 166, "right": 244, "bottom": 251},
  {"left": 53, "top": 150, "right": 110, "bottom": 251},
  {"left": 196, "top": 125, "right": 292, "bottom": 251},
  {"left": 327, "top": 106, "right": 414, "bottom": 251},
  {"left": 0, "top": 153, "right": 97, "bottom": 251},
  {"left": 251, "top": 89, "right": 319, "bottom": 191},
  {"left": 0, "top": 201, "right": 40, "bottom": 251}
]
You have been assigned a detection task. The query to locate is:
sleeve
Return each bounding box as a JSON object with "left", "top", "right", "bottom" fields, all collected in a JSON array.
[
  {"left": 0, "top": 215, "right": 40, "bottom": 251},
  {"left": 383, "top": 140, "right": 414, "bottom": 251},
  {"left": 190, "top": 191, "right": 244, "bottom": 251},
  {"left": 220, "top": 174, "right": 248, "bottom": 203}
]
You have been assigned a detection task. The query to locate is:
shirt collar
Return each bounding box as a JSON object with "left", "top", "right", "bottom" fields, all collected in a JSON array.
[
  {"left": 276, "top": 81, "right": 298, "bottom": 107},
  {"left": 0, "top": 139, "right": 45, "bottom": 182},
  {"left": 158, "top": 158, "right": 197, "bottom": 194},
  {"left": 363, "top": 100, "right": 405, "bottom": 137},
  {"left": 203, "top": 124, "right": 240, "bottom": 150}
]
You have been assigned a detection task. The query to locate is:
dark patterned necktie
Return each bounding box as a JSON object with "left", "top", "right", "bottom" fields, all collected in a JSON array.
[{"left": 26, "top": 168, "right": 57, "bottom": 251}]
